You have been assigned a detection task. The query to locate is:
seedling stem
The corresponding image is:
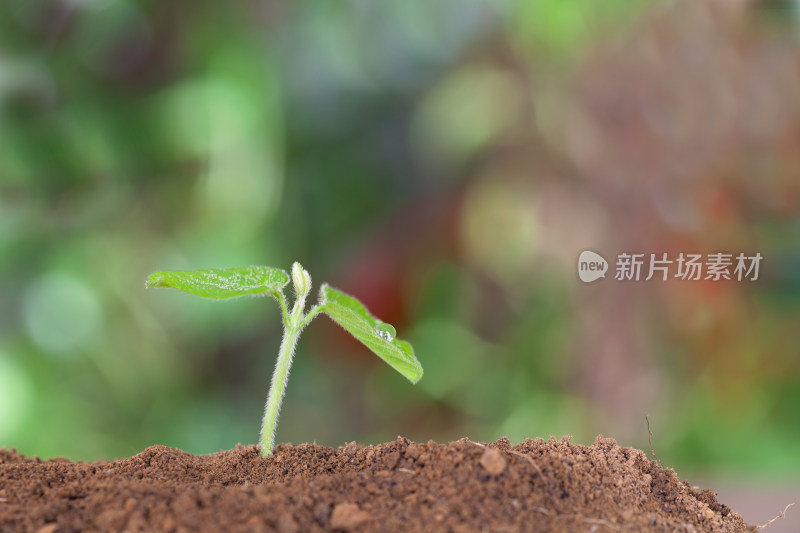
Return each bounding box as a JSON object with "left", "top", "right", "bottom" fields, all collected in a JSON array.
[{"left": 260, "top": 264, "right": 313, "bottom": 456}]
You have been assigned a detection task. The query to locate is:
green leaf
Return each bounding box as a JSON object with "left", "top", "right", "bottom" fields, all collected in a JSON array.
[
  {"left": 319, "top": 284, "right": 423, "bottom": 384},
  {"left": 146, "top": 266, "right": 289, "bottom": 299}
]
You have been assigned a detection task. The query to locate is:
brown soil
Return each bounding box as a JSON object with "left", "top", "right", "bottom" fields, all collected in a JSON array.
[{"left": 0, "top": 436, "right": 754, "bottom": 532}]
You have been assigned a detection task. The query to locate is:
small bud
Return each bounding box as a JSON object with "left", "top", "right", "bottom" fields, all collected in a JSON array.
[{"left": 291, "top": 262, "right": 311, "bottom": 297}]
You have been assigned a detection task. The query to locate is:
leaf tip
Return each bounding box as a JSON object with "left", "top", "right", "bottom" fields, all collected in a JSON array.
[
  {"left": 408, "top": 359, "right": 423, "bottom": 384},
  {"left": 145, "top": 272, "right": 165, "bottom": 289}
]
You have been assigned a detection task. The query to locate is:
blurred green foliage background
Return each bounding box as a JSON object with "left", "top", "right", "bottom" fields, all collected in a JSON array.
[{"left": 1, "top": 0, "right": 799, "bottom": 483}]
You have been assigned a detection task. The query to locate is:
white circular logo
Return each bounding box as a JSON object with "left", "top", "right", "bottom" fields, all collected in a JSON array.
[{"left": 578, "top": 250, "right": 608, "bottom": 283}]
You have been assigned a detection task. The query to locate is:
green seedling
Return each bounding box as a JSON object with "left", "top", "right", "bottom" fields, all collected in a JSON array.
[{"left": 146, "top": 262, "right": 422, "bottom": 457}]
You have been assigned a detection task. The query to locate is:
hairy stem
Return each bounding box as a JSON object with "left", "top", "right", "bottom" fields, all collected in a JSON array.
[
  {"left": 260, "top": 323, "right": 300, "bottom": 457},
  {"left": 274, "top": 291, "right": 290, "bottom": 327},
  {"left": 298, "top": 304, "right": 324, "bottom": 329},
  {"left": 260, "top": 263, "right": 313, "bottom": 457}
]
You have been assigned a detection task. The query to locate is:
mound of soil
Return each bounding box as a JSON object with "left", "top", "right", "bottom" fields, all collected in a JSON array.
[{"left": 1, "top": 435, "right": 753, "bottom": 532}]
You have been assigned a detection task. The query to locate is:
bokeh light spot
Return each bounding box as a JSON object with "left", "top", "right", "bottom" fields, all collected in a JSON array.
[
  {"left": 413, "top": 64, "right": 521, "bottom": 168},
  {"left": 23, "top": 273, "right": 104, "bottom": 356}
]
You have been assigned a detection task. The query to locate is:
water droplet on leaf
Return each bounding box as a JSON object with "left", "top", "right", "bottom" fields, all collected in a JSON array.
[{"left": 375, "top": 323, "right": 396, "bottom": 342}]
